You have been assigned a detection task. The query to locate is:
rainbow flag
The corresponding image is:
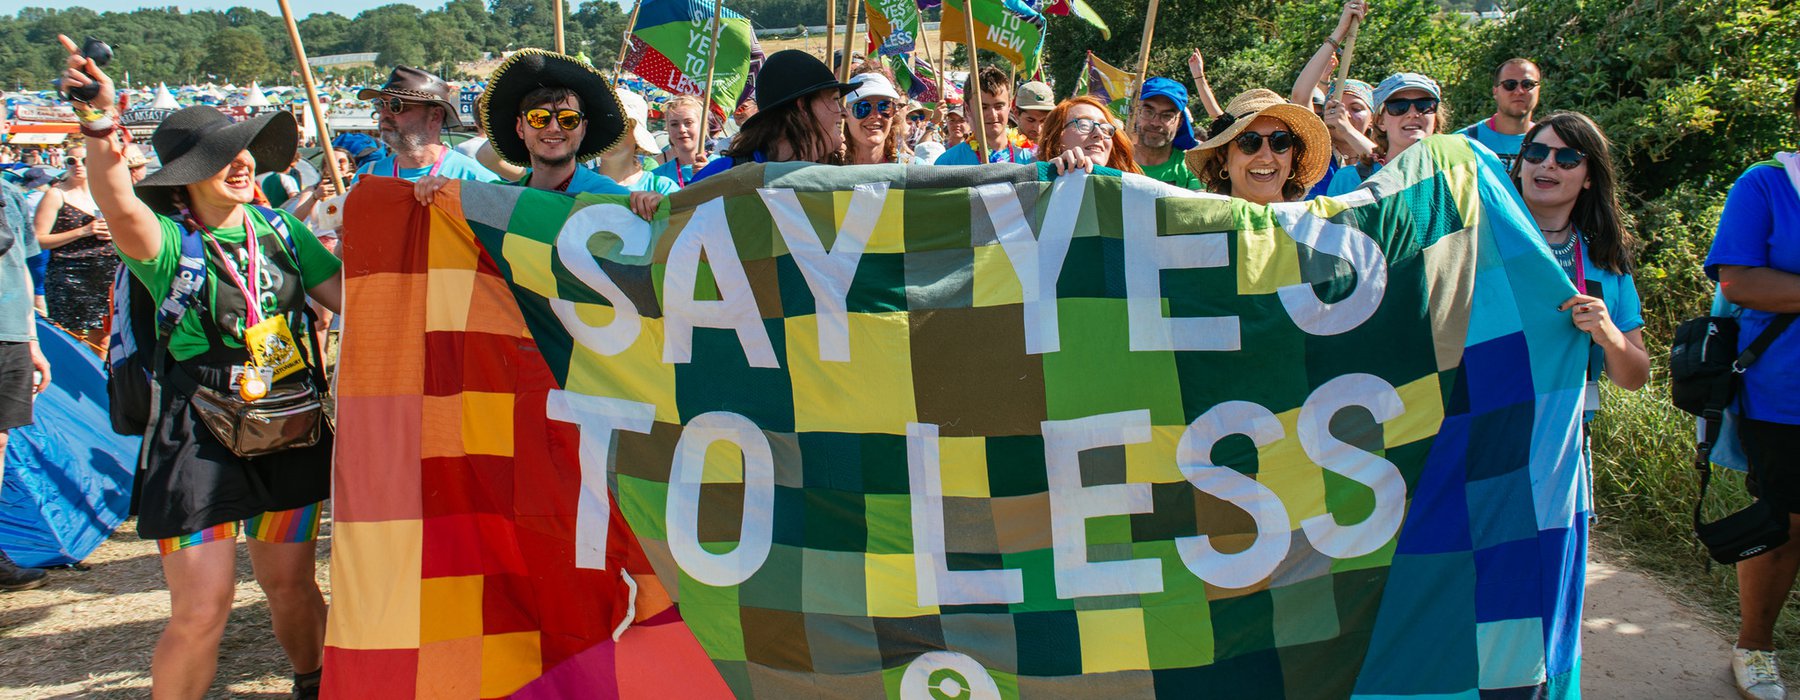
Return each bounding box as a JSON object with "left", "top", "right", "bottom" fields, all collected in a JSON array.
[
  {"left": 939, "top": 0, "right": 1045, "bottom": 76},
  {"left": 325, "top": 136, "right": 1591, "bottom": 698},
  {"left": 1074, "top": 50, "right": 1135, "bottom": 118},
  {"left": 621, "top": 0, "right": 758, "bottom": 117}
]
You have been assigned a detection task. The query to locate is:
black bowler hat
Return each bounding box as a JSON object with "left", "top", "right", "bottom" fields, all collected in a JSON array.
[
  {"left": 481, "top": 49, "right": 626, "bottom": 168},
  {"left": 744, "top": 50, "right": 854, "bottom": 127},
  {"left": 133, "top": 106, "right": 297, "bottom": 215}
]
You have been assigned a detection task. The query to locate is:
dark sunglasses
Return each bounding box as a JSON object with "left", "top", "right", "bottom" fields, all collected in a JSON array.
[
  {"left": 1234, "top": 130, "right": 1294, "bottom": 155},
  {"left": 1520, "top": 142, "right": 1586, "bottom": 168},
  {"left": 524, "top": 108, "right": 585, "bottom": 131},
  {"left": 1382, "top": 97, "right": 1440, "bottom": 117},
  {"left": 1063, "top": 117, "right": 1117, "bottom": 138},
  {"left": 373, "top": 97, "right": 424, "bottom": 114},
  {"left": 852, "top": 99, "right": 896, "bottom": 120},
  {"left": 1499, "top": 79, "right": 1540, "bottom": 92},
  {"left": 907, "top": 112, "right": 929, "bottom": 123}
]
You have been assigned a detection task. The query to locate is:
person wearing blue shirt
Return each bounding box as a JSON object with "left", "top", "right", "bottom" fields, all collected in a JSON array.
[
  {"left": 1457, "top": 58, "right": 1542, "bottom": 173},
  {"left": 650, "top": 94, "right": 716, "bottom": 188},
  {"left": 602, "top": 89, "right": 681, "bottom": 196},
  {"left": 0, "top": 175, "right": 51, "bottom": 592},
  {"left": 353, "top": 65, "right": 501, "bottom": 186},
  {"left": 1709, "top": 87, "right": 1800, "bottom": 700},
  {"left": 690, "top": 50, "right": 853, "bottom": 185},
  {"left": 1325, "top": 72, "right": 1449, "bottom": 197},
  {"left": 934, "top": 65, "right": 1037, "bottom": 166}
]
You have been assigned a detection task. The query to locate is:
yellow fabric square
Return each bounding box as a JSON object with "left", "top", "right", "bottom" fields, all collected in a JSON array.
[
  {"left": 425, "top": 269, "right": 475, "bottom": 333},
  {"left": 501, "top": 234, "right": 558, "bottom": 299},
  {"left": 428, "top": 213, "right": 481, "bottom": 271},
  {"left": 787, "top": 313, "right": 917, "bottom": 435},
  {"left": 1388, "top": 374, "right": 1445, "bottom": 448},
  {"left": 1238, "top": 224, "right": 1304, "bottom": 295},
  {"left": 938, "top": 436, "right": 989, "bottom": 498},
  {"left": 864, "top": 553, "right": 939, "bottom": 617},
  {"left": 1257, "top": 408, "right": 1326, "bottom": 530},
  {"left": 420, "top": 575, "right": 484, "bottom": 643},
  {"left": 420, "top": 394, "right": 465, "bottom": 461},
  {"left": 1125, "top": 424, "right": 1185, "bottom": 485},
  {"left": 857, "top": 188, "right": 909, "bottom": 254},
  {"left": 562, "top": 317, "right": 680, "bottom": 424},
  {"left": 970, "top": 245, "right": 1023, "bottom": 307},
  {"left": 324, "top": 520, "right": 422, "bottom": 650},
  {"left": 1077, "top": 608, "right": 1151, "bottom": 673},
  {"left": 480, "top": 631, "right": 543, "bottom": 698},
  {"left": 462, "top": 392, "right": 515, "bottom": 457}
]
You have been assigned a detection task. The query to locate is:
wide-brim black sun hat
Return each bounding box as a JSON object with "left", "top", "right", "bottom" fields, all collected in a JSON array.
[
  {"left": 482, "top": 49, "right": 626, "bottom": 168},
  {"left": 134, "top": 106, "right": 297, "bottom": 215},
  {"left": 744, "top": 50, "right": 854, "bottom": 128}
]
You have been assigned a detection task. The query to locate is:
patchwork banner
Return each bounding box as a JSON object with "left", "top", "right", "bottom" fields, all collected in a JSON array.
[{"left": 326, "top": 136, "right": 1591, "bottom": 699}]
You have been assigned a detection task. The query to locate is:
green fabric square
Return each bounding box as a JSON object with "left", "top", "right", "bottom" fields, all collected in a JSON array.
[
  {"left": 985, "top": 435, "right": 1048, "bottom": 498},
  {"left": 903, "top": 248, "right": 975, "bottom": 310},
  {"left": 613, "top": 474, "right": 669, "bottom": 541},
  {"left": 857, "top": 433, "right": 911, "bottom": 495},
  {"left": 1003, "top": 548, "right": 1073, "bottom": 613},
  {"left": 1210, "top": 589, "right": 1276, "bottom": 660},
  {"left": 739, "top": 543, "right": 804, "bottom": 612},
  {"left": 678, "top": 568, "right": 746, "bottom": 661},
  {"left": 774, "top": 255, "right": 816, "bottom": 316},
  {"left": 1053, "top": 237, "right": 1124, "bottom": 300},
  {"left": 903, "top": 188, "right": 976, "bottom": 252},
  {"left": 674, "top": 322, "right": 794, "bottom": 431},
  {"left": 846, "top": 252, "right": 907, "bottom": 313},
  {"left": 1042, "top": 298, "right": 1183, "bottom": 425},
  {"left": 723, "top": 193, "right": 779, "bottom": 260},
  {"left": 798, "top": 432, "right": 865, "bottom": 491},
  {"left": 864, "top": 494, "right": 912, "bottom": 555},
  {"left": 1144, "top": 601, "right": 1216, "bottom": 669},
  {"left": 800, "top": 548, "right": 868, "bottom": 616},
  {"left": 506, "top": 190, "right": 576, "bottom": 241},
  {"left": 1270, "top": 574, "right": 1339, "bottom": 648},
  {"left": 804, "top": 489, "right": 868, "bottom": 552}
]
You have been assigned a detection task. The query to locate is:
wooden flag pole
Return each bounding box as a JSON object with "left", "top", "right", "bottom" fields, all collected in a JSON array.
[
  {"left": 275, "top": 0, "right": 343, "bottom": 193},
  {"left": 825, "top": 0, "right": 837, "bottom": 63},
  {"left": 961, "top": 0, "right": 986, "bottom": 161},
  {"left": 1330, "top": 17, "right": 1361, "bottom": 101},
  {"left": 936, "top": 24, "right": 948, "bottom": 104},
  {"left": 839, "top": 0, "right": 861, "bottom": 81},
  {"left": 613, "top": 0, "right": 644, "bottom": 81},
  {"left": 554, "top": 0, "right": 566, "bottom": 54},
  {"left": 919, "top": 31, "right": 944, "bottom": 105},
  {"left": 701, "top": 0, "right": 725, "bottom": 136},
  {"left": 1124, "top": 0, "right": 1161, "bottom": 143}
]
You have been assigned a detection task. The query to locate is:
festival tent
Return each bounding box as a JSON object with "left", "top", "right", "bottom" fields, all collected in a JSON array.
[
  {"left": 242, "top": 82, "right": 272, "bottom": 107},
  {"left": 0, "top": 319, "right": 136, "bottom": 568},
  {"left": 150, "top": 83, "right": 179, "bottom": 110}
]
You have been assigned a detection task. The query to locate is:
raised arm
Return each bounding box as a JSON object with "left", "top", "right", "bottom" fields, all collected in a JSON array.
[
  {"left": 1291, "top": 0, "right": 1366, "bottom": 106},
  {"left": 1187, "top": 49, "right": 1223, "bottom": 119},
  {"left": 55, "top": 35, "right": 161, "bottom": 262}
]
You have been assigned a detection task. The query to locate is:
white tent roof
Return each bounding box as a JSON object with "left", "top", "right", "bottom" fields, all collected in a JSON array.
[
  {"left": 150, "top": 83, "right": 179, "bottom": 110},
  {"left": 243, "top": 82, "right": 271, "bottom": 107}
]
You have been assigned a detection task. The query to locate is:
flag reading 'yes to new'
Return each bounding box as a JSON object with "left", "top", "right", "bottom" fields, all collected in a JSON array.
[{"left": 939, "top": 0, "right": 1045, "bottom": 75}]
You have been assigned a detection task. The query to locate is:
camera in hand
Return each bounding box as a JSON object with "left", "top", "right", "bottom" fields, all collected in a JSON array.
[{"left": 54, "top": 37, "right": 114, "bottom": 103}]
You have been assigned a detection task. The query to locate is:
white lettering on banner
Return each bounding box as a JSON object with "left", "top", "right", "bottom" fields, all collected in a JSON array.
[
  {"left": 984, "top": 25, "right": 1024, "bottom": 54},
  {"left": 667, "top": 411, "right": 777, "bottom": 587},
  {"left": 1044, "top": 410, "right": 1163, "bottom": 599},
  {"left": 554, "top": 203, "right": 652, "bottom": 356},
  {"left": 1297, "top": 373, "right": 1407, "bottom": 558},
  {"left": 1123, "top": 181, "right": 1242, "bottom": 352},
  {"left": 662, "top": 198, "right": 781, "bottom": 368},
  {"left": 976, "top": 177, "right": 1081, "bottom": 355},
  {"left": 546, "top": 392, "right": 656, "bottom": 570},
  {"left": 1174, "top": 401, "right": 1291, "bottom": 589},
  {"left": 907, "top": 423, "right": 1026, "bottom": 606},
  {"left": 761, "top": 183, "right": 889, "bottom": 362},
  {"left": 1269, "top": 202, "right": 1389, "bottom": 335}
]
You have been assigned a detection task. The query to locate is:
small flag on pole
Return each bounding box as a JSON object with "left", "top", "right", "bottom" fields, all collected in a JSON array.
[
  {"left": 621, "top": 0, "right": 760, "bottom": 118},
  {"left": 1074, "top": 50, "right": 1135, "bottom": 119},
  {"left": 864, "top": 0, "right": 923, "bottom": 56},
  {"left": 938, "top": 0, "right": 1045, "bottom": 76}
]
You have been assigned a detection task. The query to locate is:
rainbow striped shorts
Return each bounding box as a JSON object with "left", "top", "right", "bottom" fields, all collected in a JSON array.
[{"left": 156, "top": 502, "right": 324, "bottom": 556}]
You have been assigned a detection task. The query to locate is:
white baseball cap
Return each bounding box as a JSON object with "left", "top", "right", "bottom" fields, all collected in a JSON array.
[
  {"left": 613, "top": 88, "right": 659, "bottom": 156},
  {"left": 844, "top": 73, "right": 902, "bottom": 105}
]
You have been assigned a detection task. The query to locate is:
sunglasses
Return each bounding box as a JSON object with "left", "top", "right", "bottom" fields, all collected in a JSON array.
[
  {"left": 907, "top": 112, "right": 929, "bottom": 123},
  {"left": 1520, "top": 142, "right": 1587, "bottom": 168},
  {"left": 1234, "top": 130, "right": 1294, "bottom": 155},
  {"left": 852, "top": 99, "right": 896, "bottom": 120},
  {"left": 64, "top": 157, "right": 79, "bottom": 166},
  {"left": 1382, "top": 97, "right": 1440, "bottom": 117},
  {"left": 372, "top": 97, "right": 425, "bottom": 114},
  {"left": 1499, "top": 79, "right": 1540, "bottom": 92},
  {"left": 1064, "top": 117, "right": 1117, "bottom": 138},
  {"left": 524, "top": 108, "right": 585, "bottom": 131}
]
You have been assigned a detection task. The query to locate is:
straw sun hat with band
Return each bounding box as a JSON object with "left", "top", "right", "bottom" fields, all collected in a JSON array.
[
  {"left": 481, "top": 48, "right": 627, "bottom": 168},
  {"left": 1185, "top": 88, "right": 1330, "bottom": 198},
  {"left": 133, "top": 106, "right": 298, "bottom": 215}
]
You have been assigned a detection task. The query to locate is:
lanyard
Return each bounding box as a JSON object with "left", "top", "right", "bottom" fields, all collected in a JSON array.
[
  {"left": 394, "top": 146, "right": 447, "bottom": 179},
  {"left": 199, "top": 206, "right": 264, "bottom": 327}
]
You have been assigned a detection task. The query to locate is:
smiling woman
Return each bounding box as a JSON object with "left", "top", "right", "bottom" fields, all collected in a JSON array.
[{"left": 1186, "top": 88, "right": 1331, "bottom": 205}]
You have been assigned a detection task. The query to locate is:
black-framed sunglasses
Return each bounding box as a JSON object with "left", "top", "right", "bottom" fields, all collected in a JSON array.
[
  {"left": 853, "top": 99, "right": 896, "bottom": 120},
  {"left": 1063, "top": 117, "right": 1117, "bottom": 138},
  {"left": 907, "top": 111, "right": 929, "bottom": 123},
  {"left": 372, "top": 97, "right": 424, "bottom": 114},
  {"left": 1499, "top": 79, "right": 1540, "bottom": 92},
  {"left": 1382, "top": 97, "right": 1440, "bottom": 117},
  {"left": 524, "top": 108, "right": 585, "bottom": 131},
  {"left": 1234, "top": 130, "right": 1294, "bottom": 155},
  {"left": 1520, "top": 142, "right": 1586, "bottom": 168}
]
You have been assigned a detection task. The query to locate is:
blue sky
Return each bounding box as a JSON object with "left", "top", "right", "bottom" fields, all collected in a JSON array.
[{"left": 14, "top": 0, "right": 623, "bottom": 18}]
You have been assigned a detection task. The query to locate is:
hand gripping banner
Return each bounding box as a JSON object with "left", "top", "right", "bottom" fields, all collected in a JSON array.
[{"left": 324, "top": 136, "right": 1591, "bottom": 699}]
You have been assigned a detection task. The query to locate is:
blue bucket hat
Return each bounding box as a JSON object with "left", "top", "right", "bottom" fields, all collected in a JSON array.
[
  {"left": 332, "top": 133, "right": 388, "bottom": 169},
  {"left": 17, "top": 167, "right": 59, "bottom": 190},
  {"left": 1138, "top": 77, "right": 1198, "bottom": 150},
  {"left": 1373, "top": 73, "right": 1441, "bottom": 105}
]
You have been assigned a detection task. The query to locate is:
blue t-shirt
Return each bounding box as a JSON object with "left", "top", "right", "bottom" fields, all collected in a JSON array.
[
  {"left": 1458, "top": 119, "right": 1527, "bottom": 173},
  {"left": 355, "top": 148, "right": 501, "bottom": 184},
  {"left": 934, "top": 141, "right": 1037, "bottom": 166},
  {"left": 651, "top": 157, "right": 718, "bottom": 189},
  {"left": 689, "top": 151, "right": 768, "bottom": 185},
  {"left": 516, "top": 166, "right": 630, "bottom": 196},
  {"left": 1304, "top": 158, "right": 1343, "bottom": 200},
  {"left": 1706, "top": 162, "right": 1800, "bottom": 424},
  {"left": 0, "top": 178, "right": 41, "bottom": 342},
  {"left": 1324, "top": 161, "right": 1380, "bottom": 197},
  {"left": 619, "top": 171, "right": 679, "bottom": 195}
]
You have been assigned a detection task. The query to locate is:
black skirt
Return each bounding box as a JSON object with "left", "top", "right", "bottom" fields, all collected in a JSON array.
[{"left": 131, "top": 362, "right": 332, "bottom": 540}]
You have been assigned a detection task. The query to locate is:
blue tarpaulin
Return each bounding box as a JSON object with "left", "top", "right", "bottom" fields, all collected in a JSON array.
[{"left": 0, "top": 318, "right": 135, "bottom": 567}]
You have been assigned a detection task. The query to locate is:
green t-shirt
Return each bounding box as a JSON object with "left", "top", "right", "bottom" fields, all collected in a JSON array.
[
  {"left": 123, "top": 206, "right": 342, "bottom": 362},
  {"left": 1141, "top": 154, "right": 1204, "bottom": 191}
]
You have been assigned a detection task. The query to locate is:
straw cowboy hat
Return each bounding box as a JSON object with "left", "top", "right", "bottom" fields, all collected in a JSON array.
[
  {"left": 1185, "top": 88, "right": 1331, "bottom": 189},
  {"left": 480, "top": 49, "right": 626, "bottom": 168}
]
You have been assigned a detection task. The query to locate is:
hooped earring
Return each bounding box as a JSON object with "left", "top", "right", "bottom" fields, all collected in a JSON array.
[{"left": 1218, "top": 168, "right": 1229, "bottom": 180}]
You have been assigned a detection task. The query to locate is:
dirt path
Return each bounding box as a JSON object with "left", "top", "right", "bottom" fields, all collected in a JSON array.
[{"left": 0, "top": 524, "right": 1756, "bottom": 698}]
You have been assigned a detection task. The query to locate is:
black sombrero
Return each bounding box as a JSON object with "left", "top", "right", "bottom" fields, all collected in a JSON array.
[
  {"left": 133, "top": 106, "right": 297, "bottom": 215},
  {"left": 481, "top": 49, "right": 626, "bottom": 168}
]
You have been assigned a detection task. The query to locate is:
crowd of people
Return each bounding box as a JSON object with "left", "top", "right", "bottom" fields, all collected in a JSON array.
[{"left": 0, "top": 2, "right": 1796, "bottom": 697}]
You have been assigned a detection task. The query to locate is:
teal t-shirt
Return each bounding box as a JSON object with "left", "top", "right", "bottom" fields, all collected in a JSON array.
[
  {"left": 355, "top": 149, "right": 501, "bottom": 184},
  {"left": 122, "top": 206, "right": 342, "bottom": 361},
  {"left": 1458, "top": 119, "right": 1527, "bottom": 173}
]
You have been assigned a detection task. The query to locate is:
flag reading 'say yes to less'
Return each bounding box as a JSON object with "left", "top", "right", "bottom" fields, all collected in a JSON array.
[
  {"left": 324, "top": 136, "right": 1591, "bottom": 699},
  {"left": 622, "top": 0, "right": 756, "bottom": 116}
]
